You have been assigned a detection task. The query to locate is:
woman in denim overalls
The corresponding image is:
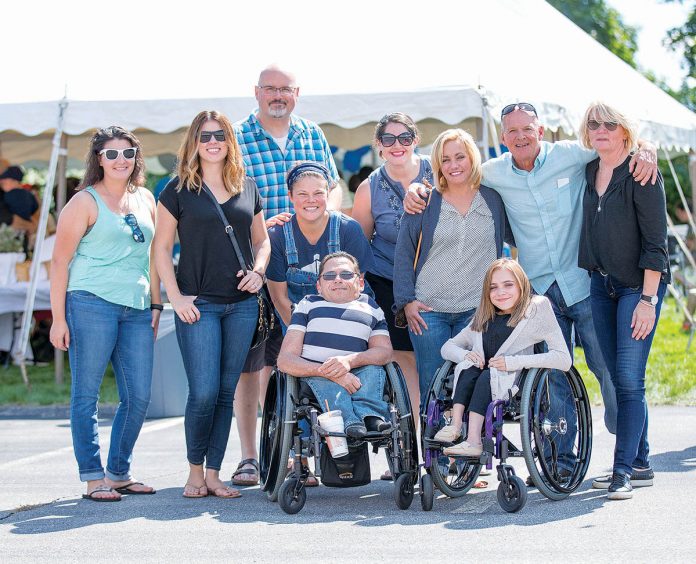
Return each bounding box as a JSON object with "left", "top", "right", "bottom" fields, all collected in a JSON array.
[{"left": 267, "top": 162, "right": 375, "bottom": 331}]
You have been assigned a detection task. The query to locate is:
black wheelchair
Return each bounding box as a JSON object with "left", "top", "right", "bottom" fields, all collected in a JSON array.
[
  {"left": 419, "top": 361, "right": 592, "bottom": 512},
  {"left": 259, "top": 362, "right": 419, "bottom": 514}
]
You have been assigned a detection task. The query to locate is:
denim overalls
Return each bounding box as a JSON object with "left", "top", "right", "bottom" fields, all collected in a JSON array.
[{"left": 283, "top": 211, "right": 342, "bottom": 306}]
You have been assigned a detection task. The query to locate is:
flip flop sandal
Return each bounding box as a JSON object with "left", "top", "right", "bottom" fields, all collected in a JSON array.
[
  {"left": 182, "top": 484, "right": 208, "bottom": 498},
  {"left": 114, "top": 481, "right": 157, "bottom": 495},
  {"left": 231, "top": 458, "right": 260, "bottom": 486},
  {"left": 208, "top": 486, "right": 242, "bottom": 499},
  {"left": 473, "top": 480, "right": 489, "bottom": 489},
  {"left": 82, "top": 485, "right": 121, "bottom": 502}
]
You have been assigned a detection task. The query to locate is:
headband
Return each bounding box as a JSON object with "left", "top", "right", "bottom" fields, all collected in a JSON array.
[{"left": 287, "top": 162, "right": 331, "bottom": 189}]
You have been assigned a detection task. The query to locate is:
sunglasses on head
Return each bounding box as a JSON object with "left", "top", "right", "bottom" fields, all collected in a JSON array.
[
  {"left": 124, "top": 213, "right": 145, "bottom": 243},
  {"left": 320, "top": 270, "right": 358, "bottom": 281},
  {"left": 99, "top": 147, "right": 137, "bottom": 160},
  {"left": 200, "top": 129, "right": 225, "bottom": 143},
  {"left": 501, "top": 102, "right": 538, "bottom": 119},
  {"left": 587, "top": 119, "right": 619, "bottom": 131},
  {"left": 378, "top": 132, "right": 415, "bottom": 147}
]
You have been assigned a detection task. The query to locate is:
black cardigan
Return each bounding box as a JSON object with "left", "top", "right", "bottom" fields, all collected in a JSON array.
[{"left": 578, "top": 156, "right": 671, "bottom": 287}]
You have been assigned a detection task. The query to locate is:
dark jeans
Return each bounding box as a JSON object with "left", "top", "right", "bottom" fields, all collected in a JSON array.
[
  {"left": 544, "top": 282, "right": 617, "bottom": 433},
  {"left": 176, "top": 296, "right": 258, "bottom": 470},
  {"left": 590, "top": 272, "right": 666, "bottom": 475}
]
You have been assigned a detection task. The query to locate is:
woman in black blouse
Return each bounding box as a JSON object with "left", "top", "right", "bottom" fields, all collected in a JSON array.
[
  {"left": 578, "top": 101, "right": 670, "bottom": 501},
  {"left": 154, "top": 110, "right": 270, "bottom": 499}
]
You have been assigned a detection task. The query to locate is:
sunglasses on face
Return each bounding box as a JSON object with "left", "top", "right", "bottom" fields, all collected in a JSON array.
[
  {"left": 124, "top": 213, "right": 145, "bottom": 243},
  {"left": 99, "top": 147, "right": 137, "bottom": 160},
  {"left": 379, "top": 132, "right": 415, "bottom": 147},
  {"left": 501, "top": 102, "right": 538, "bottom": 119},
  {"left": 200, "top": 129, "right": 226, "bottom": 143},
  {"left": 587, "top": 119, "right": 619, "bottom": 131},
  {"left": 320, "top": 270, "right": 358, "bottom": 281},
  {"left": 258, "top": 85, "right": 296, "bottom": 96}
]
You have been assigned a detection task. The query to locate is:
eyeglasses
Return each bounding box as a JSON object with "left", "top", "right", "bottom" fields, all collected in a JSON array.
[
  {"left": 587, "top": 119, "right": 619, "bottom": 131},
  {"left": 258, "top": 85, "right": 296, "bottom": 96},
  {"left": 124, "top": 213, "right": 145, "bottom": 243},
  {"left": 501, "top": 103, "right": 538, "bottom": 119},
  {"left": 378, "top": 132, "right": 415, "bottom": 147},
  {"left": 320, "top": 270, "right": 358, "bottom": 281},
  {"left": 200, "top": 129, "right": 225, "bottom": 143},
  {"left": 99, "top": 147, "right": 138, "bottom": 160}
]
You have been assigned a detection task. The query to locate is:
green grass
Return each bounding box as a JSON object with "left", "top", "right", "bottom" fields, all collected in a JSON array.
[
  {"left": 574, "top": 297, "right": 696, "bottom": 406},
  {"left": 1, "top": 298, "right": 695, "bottom": 406},
  {"left": 0, "top": 362, "right": 118, "bottom": 406}
]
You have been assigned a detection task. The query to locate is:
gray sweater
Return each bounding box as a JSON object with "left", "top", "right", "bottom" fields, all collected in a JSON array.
[{"left": 393, "top": 185, "right": 513, "bottom": 311}]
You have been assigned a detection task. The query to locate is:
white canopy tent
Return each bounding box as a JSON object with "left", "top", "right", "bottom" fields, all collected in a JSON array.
[{"left": 2, "top": 0, "right": 696, "bottom": 373}]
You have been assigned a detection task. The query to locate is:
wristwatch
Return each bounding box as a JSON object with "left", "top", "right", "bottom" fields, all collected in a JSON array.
[{"left": 640, "top": 294, "right": 658, "bottom": 306}]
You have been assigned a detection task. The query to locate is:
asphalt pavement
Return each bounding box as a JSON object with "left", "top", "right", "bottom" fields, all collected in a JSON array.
[{"left": 1, "top": 406, "right": 694, "bottom": 563}]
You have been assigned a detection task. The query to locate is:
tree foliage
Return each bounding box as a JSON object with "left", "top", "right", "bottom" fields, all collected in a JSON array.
[
  {"left": 547, "top": 0, "right": 639, "bottom": 67},
  {"left": 663, "top": 0, "right": 696, "bottom": 80}
]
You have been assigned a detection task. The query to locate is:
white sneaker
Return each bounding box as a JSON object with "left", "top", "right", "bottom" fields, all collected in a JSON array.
[
  {"left": 443, "top": 441, "right": 483, "bottom": 457},
  {"left": 432, "top": 425, "right": 462, "bottom": 442}
]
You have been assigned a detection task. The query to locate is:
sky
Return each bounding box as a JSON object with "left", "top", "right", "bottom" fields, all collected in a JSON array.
[{"left": 606, "top": 0, "right": 692, "bottom": 88}]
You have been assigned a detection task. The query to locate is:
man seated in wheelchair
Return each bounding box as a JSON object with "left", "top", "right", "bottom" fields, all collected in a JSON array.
[
  {"left": 434, "top": 258, "right": 571, "bottom": 456},
  {"left": 277, "top": 251, "right": 393, "bottom": 438}
]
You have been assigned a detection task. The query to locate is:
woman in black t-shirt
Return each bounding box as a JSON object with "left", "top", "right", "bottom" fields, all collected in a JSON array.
[{"left": 154, "top": 110, "right": 270, "bottom": 500}]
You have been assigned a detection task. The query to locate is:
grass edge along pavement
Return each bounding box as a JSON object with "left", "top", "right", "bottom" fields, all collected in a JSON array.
[{"left": 0, "top": 298, "right": 694, "bottom": 407}]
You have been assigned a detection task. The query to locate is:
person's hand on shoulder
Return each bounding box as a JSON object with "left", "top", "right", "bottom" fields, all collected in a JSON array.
[
  {"left": 629, "top": 142, "right": 658, "bottom": 186},
  {"left": 265, "top": 212, "right": 293, "bottom": 228},
  {"left": 403, "top": 179, "right": 432, "bottom": 214}
]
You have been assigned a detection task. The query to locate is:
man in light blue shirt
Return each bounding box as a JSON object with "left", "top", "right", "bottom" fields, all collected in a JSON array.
[{"left": 406, "top": 104, "right": 657, "bottom": 439}]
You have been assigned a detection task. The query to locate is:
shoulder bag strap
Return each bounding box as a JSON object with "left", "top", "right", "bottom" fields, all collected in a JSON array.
[
  {"left": 200, "top": 183, "right": 250, "bottom": 273},
  {"left": 413, "top": 188, "right": 433, "bottom": 270}
]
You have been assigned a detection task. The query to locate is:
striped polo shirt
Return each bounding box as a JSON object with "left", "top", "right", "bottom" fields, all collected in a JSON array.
[{"left": 288, "top": 294, "right": 389, "bottom": 363}]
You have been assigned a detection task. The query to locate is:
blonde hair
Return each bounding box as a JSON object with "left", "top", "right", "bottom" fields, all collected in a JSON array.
[
  {"left": 430, "top": 129, "right": 482, "bottom": 192},
  {"left": 579, "top": 101, "right": 638, "bottom": 152},
  {"left": 176, "top": 110, "right": 246, "bottom": 195},
  {"left": 470, "top": 259, "right": 532, "bottom": 332}
]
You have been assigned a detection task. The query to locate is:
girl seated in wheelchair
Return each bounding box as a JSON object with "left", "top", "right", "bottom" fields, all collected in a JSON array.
[
  {"left": 277, "top": 252, "right": 393, "bottom": 438},
  {"left": 434, "top": 258, "right": 571, "bottom": 456}
]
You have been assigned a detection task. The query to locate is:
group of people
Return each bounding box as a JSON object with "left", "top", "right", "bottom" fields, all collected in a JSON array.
[{"left": 47, "top": 64, "right": 669, "bottom": 504}]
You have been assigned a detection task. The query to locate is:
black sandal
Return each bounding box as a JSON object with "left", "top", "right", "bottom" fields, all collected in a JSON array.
[{"left": 231, "top": 458, "right": 259, "bottom": 486}]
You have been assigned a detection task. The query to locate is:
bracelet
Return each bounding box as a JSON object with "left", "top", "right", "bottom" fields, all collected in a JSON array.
[
  {"left": 150, "top": 304, "right": 164, "bottom": 311},
  {"left": 637, "top": 300, "right": 655, "bottom": 309}
]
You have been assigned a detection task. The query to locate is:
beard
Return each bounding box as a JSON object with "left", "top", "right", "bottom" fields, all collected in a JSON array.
[{"left": 268, "top": 101, "right": 288, "bottom": 119}]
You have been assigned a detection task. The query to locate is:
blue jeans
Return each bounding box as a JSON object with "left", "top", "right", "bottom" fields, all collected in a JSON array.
[
  {"left": 176, "top": 296, "right": 258, "bottom": 470},
  {"left": 66, "top": 291, "right": 153, "bottom": 482},
  {"left": 409, "top": 309, "right": 475, "bottom": 409},
  {"left": 590, "top": 272, "right": 665, "bottom": 475},
  {"left": 305, "top": 365, "right": 389, "bottom": 427},
  {"left": 544, "top": 282, "right": 617, "bottom": 434}
]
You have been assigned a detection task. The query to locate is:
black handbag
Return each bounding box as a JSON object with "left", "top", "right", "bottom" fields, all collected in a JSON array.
[{"left": 201, "top": 183, "right": 274, "bottom": 350}]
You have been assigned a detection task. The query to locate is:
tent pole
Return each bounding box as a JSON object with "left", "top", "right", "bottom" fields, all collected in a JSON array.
[
  {"left": 662, "top": 148, "right": 696, "bottom": 236},
  {"left": 14, "top": 98, "right": 68, "bottom": 385},
  {"left": 54, "top": 133, "right": 68, "bottom": 385},
  {"left": 689, "top": 151, "right": 696, "bottom": 218}
]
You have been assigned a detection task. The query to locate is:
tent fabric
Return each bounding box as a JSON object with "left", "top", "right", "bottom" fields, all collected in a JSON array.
[{"left": 1, "top": 0, "right": 695, "bottom": 161}]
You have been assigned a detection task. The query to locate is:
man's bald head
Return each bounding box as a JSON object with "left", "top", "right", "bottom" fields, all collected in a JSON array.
[{"left": 258, "top": 65, "right": 297, "bottom": 88}]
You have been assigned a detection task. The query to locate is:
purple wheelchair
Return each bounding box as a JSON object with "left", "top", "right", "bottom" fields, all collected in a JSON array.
[{"left": 419, "top": 361, "right": 592, "bottom": 512}]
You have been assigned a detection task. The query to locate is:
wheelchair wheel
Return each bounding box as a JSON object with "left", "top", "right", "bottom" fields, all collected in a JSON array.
[
  {"left": 497, "top": 475, "right": 527, "bottom": 513},
  {"left": 394, "top": 472, "right": 415, "bottom": 510},
  {"left": 420, "top": 473, "right": 434, "bottom": 512},
  {"left": 520, "top": 367, "right": 592, "bottom": 501},
  {"left": 386, "top": 363, "right": 419, "bottom": 478},
  {"left": 422, "top": 362, "right": 482, "bottom": 498},
  {"left": 259, "top": 370, "right": 298, "bottom": 502},
  {"left": 278, "top": 477, "right": 307, "bottom": 515}
]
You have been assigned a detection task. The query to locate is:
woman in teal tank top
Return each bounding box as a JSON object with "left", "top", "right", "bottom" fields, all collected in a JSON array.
[{"left": 50, "top": 126, "right": 160, "bottom": 502}]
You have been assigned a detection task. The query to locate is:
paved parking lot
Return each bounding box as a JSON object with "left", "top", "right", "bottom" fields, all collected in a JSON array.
[{"left": 1, "top": 407, "right": 694, "bottom": 562}]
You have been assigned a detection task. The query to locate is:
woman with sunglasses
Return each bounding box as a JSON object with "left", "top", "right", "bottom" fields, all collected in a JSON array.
[
  {"left": 393, "top": 129, "right": 510, "bottom": 411},
  {"left": 154, "top": 110, "right": 270, "bottom": 500},
  {"left": 578, "top": 102, "right": 670, "bottom": 500},
  {"left": 352, "top": 113, "right": 431, "bottom": 432},
  {"left": 50, "top": 126, "right": 159, "bottom": 502}
]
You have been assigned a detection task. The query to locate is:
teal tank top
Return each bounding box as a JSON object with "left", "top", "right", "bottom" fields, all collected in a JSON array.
[{"left": 67, "top": 186, "right": 154, "bottom": 309}]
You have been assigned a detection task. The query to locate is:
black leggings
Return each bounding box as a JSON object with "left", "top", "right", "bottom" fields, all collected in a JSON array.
[{"left": 453, "top": 367, "right": 492, "bottom": 416}]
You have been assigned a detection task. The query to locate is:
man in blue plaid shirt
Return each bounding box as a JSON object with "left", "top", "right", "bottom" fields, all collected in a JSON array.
[{"left": 231, "top": 65, "right": 341, "bottom": 487}]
